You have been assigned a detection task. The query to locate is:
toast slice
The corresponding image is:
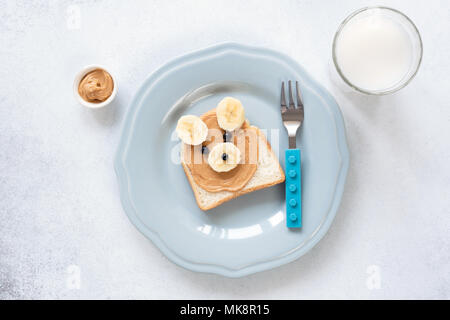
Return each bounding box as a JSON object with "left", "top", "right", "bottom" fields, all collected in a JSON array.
[{"left": 181, "top": 127, "right": 285, "bottom": 210}]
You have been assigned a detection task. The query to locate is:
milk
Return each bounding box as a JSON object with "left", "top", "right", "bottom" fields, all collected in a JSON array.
[{"left": 335, "top": 13, "right": 413, "bottom": 92}]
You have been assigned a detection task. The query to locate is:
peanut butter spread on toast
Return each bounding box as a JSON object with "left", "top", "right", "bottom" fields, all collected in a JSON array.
[{"left": 183, "top": 109, "right": 258, "bottom": 192}]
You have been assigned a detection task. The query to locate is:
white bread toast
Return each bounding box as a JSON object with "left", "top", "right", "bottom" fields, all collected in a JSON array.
[{"left": 181, "top": 127, "right": 285, "bottom": 210}]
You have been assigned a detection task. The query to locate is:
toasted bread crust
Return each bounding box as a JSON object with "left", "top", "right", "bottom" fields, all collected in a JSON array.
[{"left": 181, "top": 128, "right": 285, "bottom": 211}]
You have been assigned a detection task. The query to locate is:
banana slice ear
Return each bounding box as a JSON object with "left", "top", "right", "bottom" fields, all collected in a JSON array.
[
  {"left": 207, "top": 142, "right": 241, "bottom": 172},
  {"left": 216, "top": 97, "right": 245, "bottom": 131},
  {"left": 176, "top": 115, "right": 208, "bottom": 145}
]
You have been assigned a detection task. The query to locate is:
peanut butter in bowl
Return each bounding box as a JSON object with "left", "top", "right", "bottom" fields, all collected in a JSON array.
[
  {"left": 78, "top": 69, "right": 114, "bottom": 103},
  {"left": 74, "top": 65, "right": 117, "bottom": 108}
]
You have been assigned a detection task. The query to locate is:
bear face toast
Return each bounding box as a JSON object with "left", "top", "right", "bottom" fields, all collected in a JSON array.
[{"left": 176, "top": 97, "right": 285, "bottom": 210}]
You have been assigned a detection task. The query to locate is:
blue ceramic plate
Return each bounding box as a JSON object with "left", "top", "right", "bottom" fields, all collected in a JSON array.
[{"left": 115, "top": 43, "right": 349, "bottom": 277}]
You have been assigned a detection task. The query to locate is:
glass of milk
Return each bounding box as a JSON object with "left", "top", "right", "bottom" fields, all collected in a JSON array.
[{"left": 332, "top": 7, "right": 423, "bottom": 95}]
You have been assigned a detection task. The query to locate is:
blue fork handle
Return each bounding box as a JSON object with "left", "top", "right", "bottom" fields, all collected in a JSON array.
[{"left": 285, "top": 149, "right": 302, "bottom": 228}]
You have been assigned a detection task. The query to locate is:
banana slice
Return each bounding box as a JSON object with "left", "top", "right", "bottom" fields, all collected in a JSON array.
[
  {"left": 176, "top": 115, "right": 208, "bottom": 145},
  {"left": 208, "top": 142, "right": 241, "bottom": 172},
  {"left": 216, "top": 97, "right": 245, "bottom": 131}
]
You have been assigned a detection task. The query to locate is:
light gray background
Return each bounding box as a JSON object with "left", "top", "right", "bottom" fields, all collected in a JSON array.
[{"left": 1, "top": 0, "right": 449, "bottom": 299}]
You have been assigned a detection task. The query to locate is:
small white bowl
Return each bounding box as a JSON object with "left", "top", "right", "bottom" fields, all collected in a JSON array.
[{"left": 73, "top": 65, "right": 117, "bottom": 108}]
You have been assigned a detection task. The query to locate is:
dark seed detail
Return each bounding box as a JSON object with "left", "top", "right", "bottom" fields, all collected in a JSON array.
[
  {"left": 222, "top": 153, "right": 228, "bottom": 161},
  {"left": 223, "top": 131, "right": 232, "bottom": 142}
]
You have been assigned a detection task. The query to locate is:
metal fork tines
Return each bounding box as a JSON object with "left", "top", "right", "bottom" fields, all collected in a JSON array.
[{"left": 281, "top": 81, "right": 304, "bottom": 149}]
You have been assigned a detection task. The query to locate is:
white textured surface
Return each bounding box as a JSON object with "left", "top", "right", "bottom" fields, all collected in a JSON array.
[{"left": 0, "top": 0, "right": 449, "bottom": 299}]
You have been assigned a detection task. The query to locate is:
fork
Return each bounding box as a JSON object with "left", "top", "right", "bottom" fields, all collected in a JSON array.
[{"left": 281, "top": 81, "right": 304, "bottom": 228}]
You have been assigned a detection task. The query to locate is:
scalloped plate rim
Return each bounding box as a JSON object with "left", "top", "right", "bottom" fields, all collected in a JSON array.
[{"left": 114, "top": 42, "right": 349, "bottom": 277}]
